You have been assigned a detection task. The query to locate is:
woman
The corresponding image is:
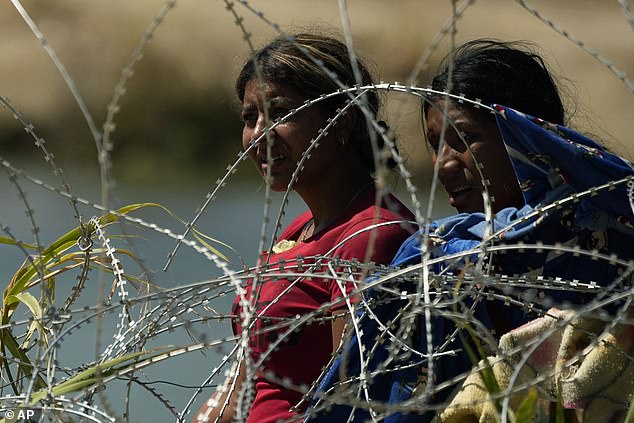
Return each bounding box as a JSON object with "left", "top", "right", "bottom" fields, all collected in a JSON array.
[
  {"left": 192, "top": 33, "right": 414, "bottom": 423},
  {"left": 308, "top": 40, "right": 634, "bottom": 422}
]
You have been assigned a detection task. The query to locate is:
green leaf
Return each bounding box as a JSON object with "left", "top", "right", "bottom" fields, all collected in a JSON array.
[
  {"left": 3, "top": 203, "right": 156, "bottom": 319},
  {"left": 7, "top": 292, "right": 42, "bottom": 319},
  {"left": 7, "top": 292, "right": 47, "bottom": 349},
  {"left": 193, "top": 231, "right": 229, "bottom": 262},
  {"left": 625, "top": 397, "right": 634, "bottom": 423},
  {"left": 163, "top": 203, "right": 233, "bottom": 263},
  {"left": 0, "top": 329, "right": 47, "bottom": 392},
  {"left": 0, "top": 236, "right": 36, "bottom": 250},
  {"left": 555, "top": 383, "right": 565, "bottom": 423},
  {"left": 28, "top": 351, "right": 146, "bottom": 403},
  {"left": 515, "top": 388, "right": 538, "bottom": 423}
]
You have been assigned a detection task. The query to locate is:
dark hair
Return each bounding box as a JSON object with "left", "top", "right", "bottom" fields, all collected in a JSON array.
[
  {"left": 426, "top": 39, "right": 565, "bottom": 125},
  {"left": 236, "top": 32, "right": 397, "bottom": 171}
]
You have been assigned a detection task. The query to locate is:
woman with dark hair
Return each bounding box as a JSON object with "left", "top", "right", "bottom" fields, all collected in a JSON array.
[
  {"left": 192, "top": 33, "right": 413, "bottom": 423},
  {"left": 308, "top": 39, "right": 634, "bottom": 422},
  {"left": 421, "top": 39, "right": 563, "bottom": 215}
]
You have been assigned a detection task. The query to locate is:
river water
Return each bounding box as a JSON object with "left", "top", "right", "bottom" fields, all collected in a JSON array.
[{"left": 0, "top": 159, "right": 449, "bottom": 422}]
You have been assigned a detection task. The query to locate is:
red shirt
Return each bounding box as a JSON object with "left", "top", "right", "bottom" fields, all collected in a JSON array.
[{"left": 232, "top": 191, "right": 414, "bottom": 422}]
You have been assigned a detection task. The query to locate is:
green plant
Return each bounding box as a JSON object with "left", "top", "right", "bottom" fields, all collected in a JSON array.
[{"left": 0, "top": 202, "right": 229, "bottom": 404}]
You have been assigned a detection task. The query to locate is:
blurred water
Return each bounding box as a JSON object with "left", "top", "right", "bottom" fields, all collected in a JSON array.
[
  {"left": 0, "top": 159, "right": 309, "bottom": 421},
  {"left": 0, "top": 159, "right": 447, "bottom": 422}
]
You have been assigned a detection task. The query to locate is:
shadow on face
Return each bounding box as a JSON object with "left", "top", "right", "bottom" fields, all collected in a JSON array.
[{"left": 425, "top": 100, "right": 524, "bottom": 213}]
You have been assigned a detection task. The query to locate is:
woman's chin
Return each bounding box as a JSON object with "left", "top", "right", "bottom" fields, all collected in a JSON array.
[
  {"left": 256, "top": 172, "right": 292, "bottom": 192},
  {"left": 449, "top": 192, "right": 477, "bottom": 213},
  {"left": 266, "top": 179, "right": 293, "bottom": 192}
]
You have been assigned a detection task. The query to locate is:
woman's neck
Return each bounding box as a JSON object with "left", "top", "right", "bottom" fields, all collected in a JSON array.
[{"left": 297, "top": 173, "right": 374, "bottom": 235}]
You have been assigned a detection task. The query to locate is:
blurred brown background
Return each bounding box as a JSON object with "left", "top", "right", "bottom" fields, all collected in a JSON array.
[{"left": 2, "top": 0, "right": 633, "bottom": 184}]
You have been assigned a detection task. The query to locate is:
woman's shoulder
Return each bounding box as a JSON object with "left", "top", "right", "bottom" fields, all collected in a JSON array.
[
  {"left": 336, "top": 192, "right": 416, "bottom": 244},
  {"left": 349, "top": 191, "right": 415, "bottom": 227}
]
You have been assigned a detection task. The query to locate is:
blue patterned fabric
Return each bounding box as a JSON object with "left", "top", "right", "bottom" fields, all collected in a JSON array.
[{"left": 305, "top": 106, "right": 634, "bottom": 422}]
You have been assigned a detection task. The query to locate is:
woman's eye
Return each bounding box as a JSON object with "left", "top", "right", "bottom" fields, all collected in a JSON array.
[
  {"left": 241, "top": 113, "right": 257, "bottom": 125},
  {"left": 269, "top": 108, "right": 288, "bottom": 121},
  {"left": 461, "top": 132, "right": 480, "bottom": 144}
]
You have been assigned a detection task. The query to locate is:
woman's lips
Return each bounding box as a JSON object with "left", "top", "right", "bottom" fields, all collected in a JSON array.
[
  {"left": 447, "top": 185, "right": 471, "bottom": 206},
  {"left": 259, "top": 154, "right": 286, "bottom": 172},
  {"left": 450, "top": 185, "right": 470, "bottom": 195}
]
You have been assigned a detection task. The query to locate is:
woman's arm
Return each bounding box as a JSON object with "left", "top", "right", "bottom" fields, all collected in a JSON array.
[
  {"left": 331, "top": 311, "right": 349, "bottom": 354},
  {"left": 191, "top": 360, "right": 246, "bottom": 423},
  {"left": 328, "top": 218, "right": 411, "bottom": 352}
]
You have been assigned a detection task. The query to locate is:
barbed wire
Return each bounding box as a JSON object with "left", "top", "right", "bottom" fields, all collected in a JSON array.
[{"left": 1, "top": 1, "right": 633, "bottom": 422}]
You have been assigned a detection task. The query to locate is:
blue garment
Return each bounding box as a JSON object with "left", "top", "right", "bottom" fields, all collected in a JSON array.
[{"left": 305, "top": 106, "right": 634, "bottom": 422}]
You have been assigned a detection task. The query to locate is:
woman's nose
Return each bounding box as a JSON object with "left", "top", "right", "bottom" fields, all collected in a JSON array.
[
  {"left": 255, "top": 114, "right": 281, "bottom": 141},
  {"left": 436, "top": 144, "right": 461, "bottom": 174},
  {"left": 251, "top": 116, "right": 279, "bottom": 153},
  {"left": 252, "top": 116, "right": 267, "bottom": 142}
]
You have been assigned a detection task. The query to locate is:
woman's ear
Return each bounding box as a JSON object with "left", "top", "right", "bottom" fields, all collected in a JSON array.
[{"left": 335, "top": 109, "right": 356, "bottom": 145}]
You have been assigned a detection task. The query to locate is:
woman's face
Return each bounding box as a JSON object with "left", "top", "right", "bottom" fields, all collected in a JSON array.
[
  {"left": 426, "top": 100, "right": 524, "bottom": 213},
  {"left": 240, "top": 79, "right": 341, "bottom": 192}
]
